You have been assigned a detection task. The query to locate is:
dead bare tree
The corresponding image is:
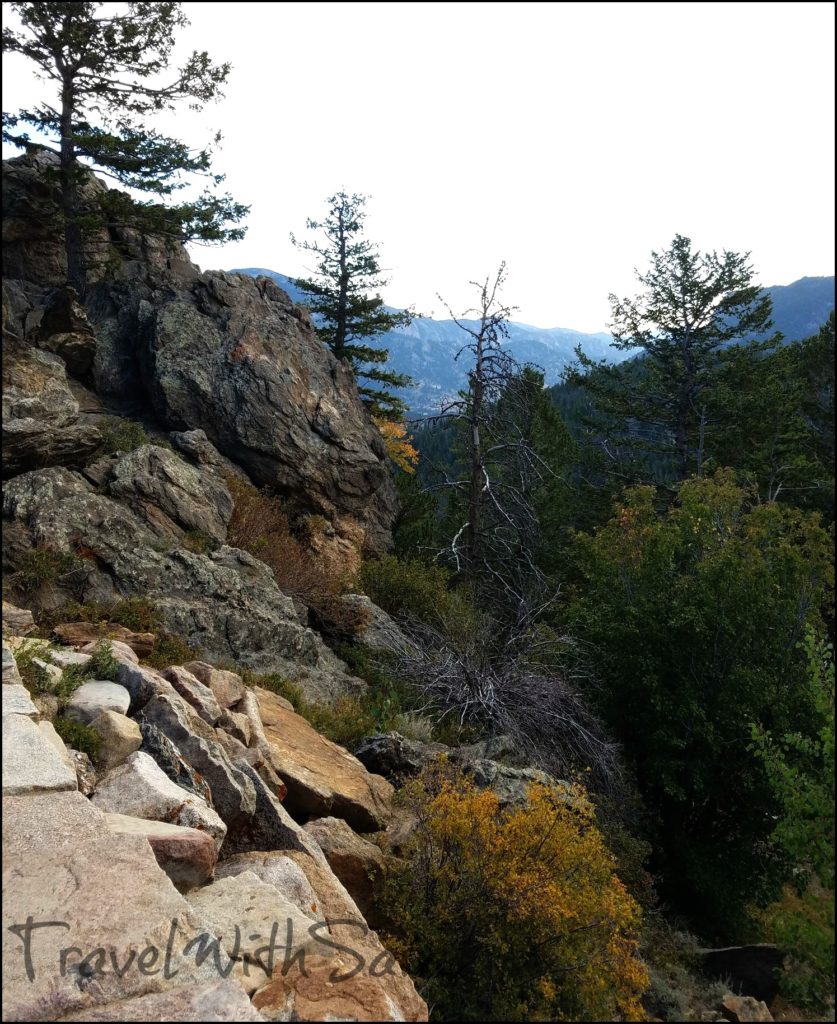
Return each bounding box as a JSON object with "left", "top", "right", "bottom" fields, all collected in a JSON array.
[{"left": 427, "top": 263, "right": 558, "bottom": 629}]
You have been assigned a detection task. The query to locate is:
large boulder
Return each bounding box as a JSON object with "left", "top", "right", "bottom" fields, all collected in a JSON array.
[
  {"left": 105, "top": 444, "right": 233, "bottom": 544},
  {"left": 2, "top": 330, "right": 100, "bottom": 477},
  {"left": 253, "top": 687, "right": 394, "bottom": 832},
  {"left": 2, "top": 790, "right": 229, "bottom": 1019},
  {"left": 355, "top": 732, "right": 449, "bottom": 782},
  {"left": 91, "top": 750, "right": 227, "bottom": 850}
]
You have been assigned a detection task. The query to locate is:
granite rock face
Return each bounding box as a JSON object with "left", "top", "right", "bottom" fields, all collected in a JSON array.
[
  {"left": 4, "top": 151, "right": 397, "bottom": 552},
  {"left": 2, "top": 329, "right": 100, "bottom": 477},
  {"left": 3, "top": 466, "right": 366, "bottom": 700}
]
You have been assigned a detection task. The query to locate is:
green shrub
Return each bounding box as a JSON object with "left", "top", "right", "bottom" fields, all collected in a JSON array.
[
  {"left": 182, "top": 529, "right": 219, "bottom": 555},
  {"left": 54, "top": 717, "right": 100, "bottom": 759},
  {"left": 98, "top": 417, "right": 172, "bottom": 455},
  {"left": 54, "top": 663, "right": 88, "bottom": 704},
  {"left": 10, "top": 547, "right": 86, "bottom": 598},
  {"left": 360, "top": 554, "right": 477, "bottom": 641},
  {"left": 14, "top": 640, "right": 55, "bottom": 695},
  {"left": 85, "top": 640, "right": 120, "bottom": 681},
  {"left": 568, "top": 470, "right": 835, "bottom": 934},
  {"left": 143, "top": 632, "right": 199, "bottom": 670}
]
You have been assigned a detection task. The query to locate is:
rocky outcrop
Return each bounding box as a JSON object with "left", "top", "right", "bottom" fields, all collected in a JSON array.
[
  {"left": 105, "top": 444, "right": 234, "bottom": 544},
  {"left": 1, "top": 635, "right": 427, "bottom": 1021},
  {"left": 3, "top": 151, "right": 397, "bottom": 551},
  {"left": 3, "top": 465, "right": 365, "bottom": 700}
]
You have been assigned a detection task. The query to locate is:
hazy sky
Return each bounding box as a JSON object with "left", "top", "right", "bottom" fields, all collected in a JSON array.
[{"left": 3, "top": 1, "right": 834, "bottom": 330}]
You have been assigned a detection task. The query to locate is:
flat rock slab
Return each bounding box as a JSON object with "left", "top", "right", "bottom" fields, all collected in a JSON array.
[
  {"left": 2, "top": 713, "right": 77, "bottom": 795},
  {"left": 64, "top": 680, "right": 131, "bottom": 724},
  {"left": 104, "top": 812, "right": 218, "bottom": 892},
  {"left": 47, "top": 649, "right": 92, "bottom": 670},
  {"left": 54, "top": 621, "right": 155, "bottom": 657},
  {"left": 2, "top": 683, "right": 37, "bottom": 718},
  {"left": 254, "top": 686, "right": 393, "bottom": 832},
  {"left": 2, "top": 640, "right": 23, "bottom": 686},
  {"left": 57, "top": 979, "right": 266, "bottom": 1021},
  {"left": 185, "top": 870, "right": 322, "bottom": 985},
  {"left": 2, "top": 791, "right": 224, "bottom": 1020}
]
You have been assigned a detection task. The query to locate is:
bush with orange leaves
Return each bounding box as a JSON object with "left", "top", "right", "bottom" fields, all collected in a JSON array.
[
  {"left": 380, "top": 762, "right": 649, "bottom": 1021},
  {"left": 224, "top": 474, "right": 366, "bottom": 637},
  {"left": 373, "top": 416, "right": 419, "bottom": 474}
]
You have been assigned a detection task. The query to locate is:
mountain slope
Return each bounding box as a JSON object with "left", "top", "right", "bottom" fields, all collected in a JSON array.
[
  {"left": 231, "top": 269, "right": 630, "bottom": 413},
  {"left": 231, "top": 269, "right": 834, "bottom": 414}
]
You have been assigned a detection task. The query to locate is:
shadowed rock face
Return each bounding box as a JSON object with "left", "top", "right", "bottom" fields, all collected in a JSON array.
[{"left": 3, "top": 151, "right": 397, "bottom": 552}]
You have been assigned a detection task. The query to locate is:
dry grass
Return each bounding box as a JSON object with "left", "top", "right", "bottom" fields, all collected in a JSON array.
[{"left": 225, "top": 474, "right": 367, "bottom": 637}]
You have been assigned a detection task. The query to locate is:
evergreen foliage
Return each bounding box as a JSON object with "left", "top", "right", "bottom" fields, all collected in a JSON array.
[
  {"left": 2, "top": 1, "right": 248, "bottom": 293},
  {"left": 290, "top": 191, "right": 414, "bottom": 418},
  {"left": 568, "top": 470, "right": 834, "bottom": 935},
  {"left": 564, "top": 235, "right": 780, "bottom": 483}
]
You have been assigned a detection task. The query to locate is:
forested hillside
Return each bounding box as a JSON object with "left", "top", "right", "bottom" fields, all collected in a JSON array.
[{"left": 2, "top": 3, "right": 833, "bottom": 1023}]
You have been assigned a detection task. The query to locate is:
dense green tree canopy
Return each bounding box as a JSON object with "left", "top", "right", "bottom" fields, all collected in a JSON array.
[
  {"left": 567, "top": 470, "right": 834, "bottom": 935},
  {"left": 2, "top": 1, "right": 248, "bottom": 292},
  {"left": 565, "top": 234, "right": 779, "bottom": 483}
]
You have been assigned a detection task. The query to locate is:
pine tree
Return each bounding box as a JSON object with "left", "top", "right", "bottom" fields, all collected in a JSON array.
[
  {"left": 564, "top": 234, "right": 779, "bottom": 483},
  {"left": 290, "top": 191, "right": 413, "bottom": 418},
  {"left": 2, "top": 2, "right": 248, "bottom": 295}
]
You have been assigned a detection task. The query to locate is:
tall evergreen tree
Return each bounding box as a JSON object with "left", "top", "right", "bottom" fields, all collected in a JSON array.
[
  {"left": 2, "top": 1, "right": 248, "bottom": 295},
  {"left": 564, "top": 234, "right": 779, "bottom": 484},
  {"left": 290, "top": 191, "right": 413, "bottom": 418}
]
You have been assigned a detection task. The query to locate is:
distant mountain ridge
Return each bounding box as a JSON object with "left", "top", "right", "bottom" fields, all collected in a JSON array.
[{"left": 231, "top": 269, "right": 834, "bottom": 415}]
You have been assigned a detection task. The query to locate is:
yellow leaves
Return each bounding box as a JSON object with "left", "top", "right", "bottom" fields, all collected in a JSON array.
[
  {"left": 373, "top": 416, "right": 419, "bottom": 473},
  {"left": 384, "top": 764, "right": 649, "bottom": 1020}
]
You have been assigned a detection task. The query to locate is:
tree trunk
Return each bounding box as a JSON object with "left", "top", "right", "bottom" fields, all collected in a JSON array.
[
  {"left": 466, "top": 336, "right": 485, "bottom": 572},
  {"left": 335, "top": 206, "right": 348, "bottom": 359},
  {"left": 60, "top": 77, "right": 85, "bottom": 295}
]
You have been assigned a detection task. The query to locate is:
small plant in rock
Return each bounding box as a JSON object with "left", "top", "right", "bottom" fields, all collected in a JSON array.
[
  {"left": 85, "top": 641, "right": 120, "bottom": 681},
  {"left": 97, "top": 416, "right": 172, "bottom": 455},
  {"left": 14, "top": 640, "right": 55, "bottom": 695},
  {"left": 10, "top": 547, "right": 87, "bottom": 599},
  {"left": 182, "top": 529, "right": 219, "bottom": 555},
  {"left": 53, "top": 663, "right": 88, "bottom": 705},
  {"left": 53, "top": 717, "right": 100, "bottom": 760}
]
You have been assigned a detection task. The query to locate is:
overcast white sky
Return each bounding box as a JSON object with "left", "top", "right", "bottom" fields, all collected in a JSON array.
[{"left": 3, "top": 1, "right": 834, "bottom": 331}]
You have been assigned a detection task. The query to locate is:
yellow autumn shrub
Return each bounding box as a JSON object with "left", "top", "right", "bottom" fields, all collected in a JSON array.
[
  {"left": 380, "top": 763, "right": 649, "bottom": 1021},
  {"left": 373, "top": 416, "right": 419, "bottom": 473}
]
